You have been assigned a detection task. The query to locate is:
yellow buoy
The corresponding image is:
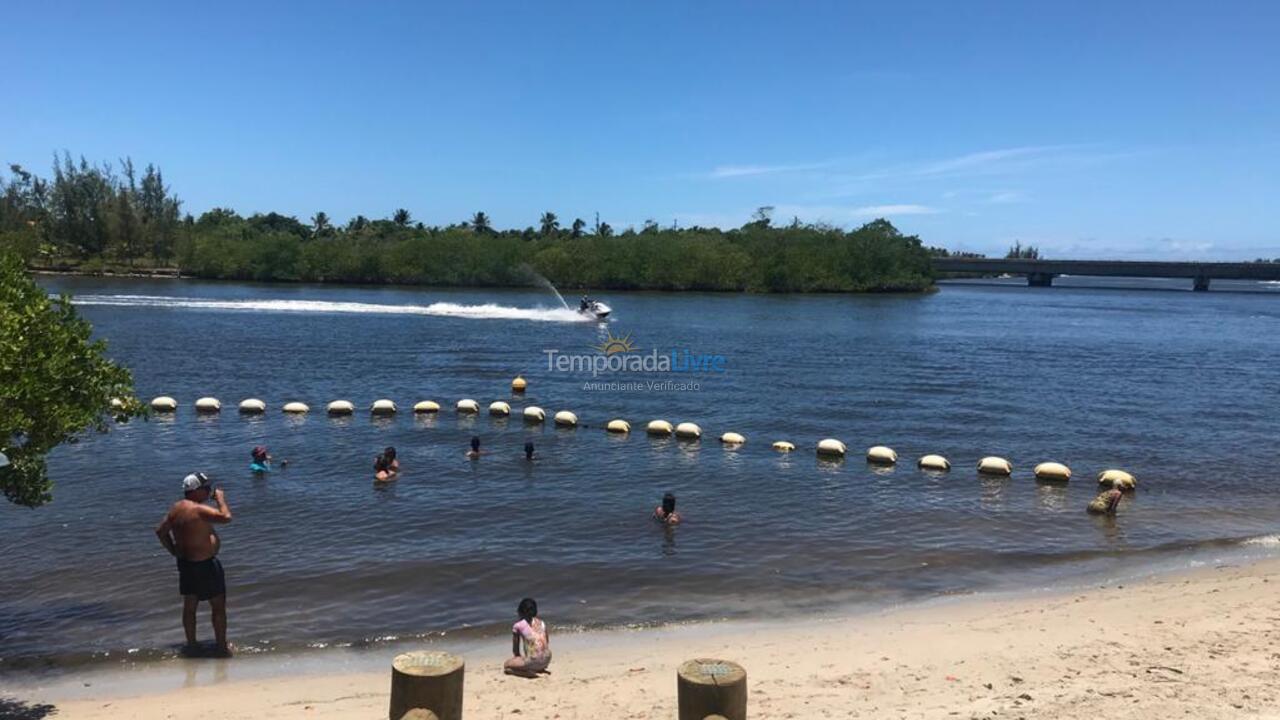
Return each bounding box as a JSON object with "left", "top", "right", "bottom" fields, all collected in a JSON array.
[
  {"left": 606, "top": 419, "right": 631, "bottom": 433},
  {"left": 371, "top": 399, "right": 397, "bottom": 415},
  {"left": 720, "top": 432, "right": 746, "bottom": 445},
  {"left": 917, "top": 454, "right": 951, "bottom": 471},
  {"left": 1097, "top": 469, "right": 1137, "bottom": 490},
  {"left": 523, "top": 406, "right": 546, "bottom": 422},
  {"left": 283, "top": 401, "right": 310, "bottom": 414},
  {"left": 866, "top": 445, "right": 897, "bottom": 464},
  {"left": 326, "top": 400, "right": 355, "bottom": 415},
  {"left": 150, "top": 396, "right": 177, "bottom": 412},
  {"left": 238, "top": 398, "right": 266, "bottom": 414},
  {"left": 456, "top": 399, "right": 479, "bottom": 413},
  {"left": 1034, "top": 461, "right": 1071, "bottom": 482},
  {"left": 647, "top": 420, "right": 674, "bottom": 436},
  {"left": 675, "top": 422, "right": 702, "bottom": 439},
  {"left": 554, "top": 410, "right": 578, "bottom": 427},
  {"left": 977, "top": 456, "right": 1012, "bottom": 476},
  {"left": 489, "top": 401, "right": 511, "bottom": 416},
  {"left": 772, "top": 440, "right": 796, "bottom": 452},
  {"left": 194, "top": 397, "right": 221, "bottom": 413},
  {"left": 816, "top": 438, "right": 847, "bottom": 457},
  {"left": 511, "top": 376, "right": 527, "bottom": 393},
  {"left": 413, "top": 400, "right": 440, "bottom": 413}
]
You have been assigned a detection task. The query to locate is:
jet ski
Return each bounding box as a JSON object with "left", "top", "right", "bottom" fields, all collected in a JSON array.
[{"left": 577, "top": 297, "right": 611, "bottom": 320}]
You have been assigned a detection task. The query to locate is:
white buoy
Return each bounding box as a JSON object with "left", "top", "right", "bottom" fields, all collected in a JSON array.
[
  {"left": 523, "top": 406, "right": 546, "bottom": 422},
  {"left": 511, "top": 376, "right": 527, "bottom": 393},
  {"left": 110, "top": 397, "right": 127, "bottom": 410},
  {"left": 674, "top": 422, "right": 702, "bottom": 439},
  {"left": 1034, "top": 461, "right": 1071, "bottom": 482},
  {"left": 606, "top": 419, "right": 631, "bottom": 433},
  {"left": 194, "top": 397, "right": 221, "bottom": 413},
  {"left": 816, "top": 438, "right": 847, "bottom": 457},
  {"left": 150, "top": 396, "right": 177, "bottom": 412},
  {"left": 772, "top": 440, "right": 796, "bottom": 452},
  {"left": 489, "top": 401, "right": 511, "bottom": 416},
  {"left": 647, "top": 420, "right": 674, "bottom": 436},
  {"left": 720, "top": 432, "right": 746, "bottom": 445},
  {"left": 918, "top": 454, "right": 951, "bottom": 471},
  {"left": 456, "top": 399, "right": 479, "bottom": 413},
  {"left": 327, "top": 400, "right": 355, "bottom": 416},
  {"left": 413, "top": 400, "right": 440, "bottom": 414},
  {"left": 554, "top": 410, "right": 578, "bottom": 427},
  {"left": 977, "top": 456, "right": 1013, "bottom": 476},
  {"left": 1097, "top": 469, "right": 1137, "bottom": 490},
  {"left": 283, "top": 401, "right": 310, "bottom": 414},
  {"left": 239, "top": 398, "right": 266, "bottom": 414},
  {"left": 371, "top": 399, "right": 397, "bottom": 415},
  {"left": 866, "top": 445, "right": 897, "bottom": 464}
]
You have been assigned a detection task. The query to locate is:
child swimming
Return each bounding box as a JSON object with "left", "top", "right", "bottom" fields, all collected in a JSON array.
[
  {"left": 504, "top": 597, "right": 551, "bottom": 678},
  {"left": 250, "top": 446, "right": 271, "bottom": 473},
  {"left": 374, "top": 446, "right": 399, "bottom": 482},
  {"left": 466, "top": 436, "right": 484, "bottom": 460},
  {"left": 653, "top": 492, "right": 682, "bottom": 525},
  {"left": 524, "top": 441, "right": 536, "bottom": 461}
]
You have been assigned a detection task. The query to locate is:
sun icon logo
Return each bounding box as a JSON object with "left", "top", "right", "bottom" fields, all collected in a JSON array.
[{"left": 592, "top": 330, "right": 639, "bottom": 356}]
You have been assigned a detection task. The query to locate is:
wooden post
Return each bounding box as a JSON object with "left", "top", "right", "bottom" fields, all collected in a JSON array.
[
  {"left": 389, "top": 651, "right": 464, "bottom": 720},
  {"left": 677, "top": 658, "right": 747, "bottom": 720}
]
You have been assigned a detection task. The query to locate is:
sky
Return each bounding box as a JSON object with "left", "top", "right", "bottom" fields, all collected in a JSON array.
[{"left": 3, "top": 1, "right": 1278, "bottom": 259}]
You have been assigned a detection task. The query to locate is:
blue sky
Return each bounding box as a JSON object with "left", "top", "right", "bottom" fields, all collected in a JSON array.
[{"left": 3, "top": 1, "right": 1278, "bottom": 259}]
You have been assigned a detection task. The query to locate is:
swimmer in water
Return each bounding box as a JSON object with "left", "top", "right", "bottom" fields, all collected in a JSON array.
[
  {"left": 249, "top": 446, "right": 271, "bottom": 473},
  {"left": 466, "top": 436, "right": 484, "bottom": 460},
  {"left": 374, "top": 446, "right": 399, "bottom": 482},
  {"left": 653, "top": 492, "right": 682, "bottom": 525},
  {"left": 524, "top": 441, "right": 537, "bottom": 461}
]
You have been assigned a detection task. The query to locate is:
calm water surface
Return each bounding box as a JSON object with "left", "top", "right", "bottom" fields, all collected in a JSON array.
[{"left": 2, "top": 276, "right": 1279, "bottom": 670}]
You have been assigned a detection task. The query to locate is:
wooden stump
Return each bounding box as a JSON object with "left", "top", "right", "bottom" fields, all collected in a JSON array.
[
  {"left": 677, "top": 658, "right": 747, "bottom": 720},
  {"left": 389, "top": 651, "right": 464, "bottom": 720}
]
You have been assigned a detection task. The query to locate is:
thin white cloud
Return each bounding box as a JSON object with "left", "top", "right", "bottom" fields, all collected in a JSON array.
[
  {"left": 987, "top": 191, "right": 1025, "bottom": 204},
  {"left": 706, "top": 160, "right": 835, "bottom": 179},
  {"left": 851, "top": 204, "right": 938, "bottom": 216}
]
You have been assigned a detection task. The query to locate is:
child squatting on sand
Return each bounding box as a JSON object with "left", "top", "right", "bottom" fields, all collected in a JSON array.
[{"left": 504, "top": 597, "right": 551, "bottom": 677}]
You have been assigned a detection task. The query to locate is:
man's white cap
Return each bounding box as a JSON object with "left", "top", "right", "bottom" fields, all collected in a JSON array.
[
  {"left": 0, "top": 450, "right": 9, "bottom": 468},
  {"left": 182, "top": 472, "right": 211, "bottom": 492}
]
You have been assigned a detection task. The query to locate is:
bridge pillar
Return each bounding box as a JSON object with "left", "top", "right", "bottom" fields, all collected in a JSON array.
[
  {"left": 1027, "top": 272, "right": 1054, "bottom": 287},
  {"left": 1193, "top": 276, "right": 1210, "bottom": 292}
]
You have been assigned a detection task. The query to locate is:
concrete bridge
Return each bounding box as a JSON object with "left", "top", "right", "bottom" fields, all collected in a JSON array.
[{"left": 931, "top": 258, "right": 1280, "bottom": 291}]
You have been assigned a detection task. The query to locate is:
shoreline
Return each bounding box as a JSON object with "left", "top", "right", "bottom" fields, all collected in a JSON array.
[{"left": 12, "top": 553, "right": 1280, "bottom": 719}]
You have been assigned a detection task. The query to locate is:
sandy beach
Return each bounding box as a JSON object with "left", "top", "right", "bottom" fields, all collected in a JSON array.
[{"left": 9, "top": 555, "right": 1275, "bottom": 720}]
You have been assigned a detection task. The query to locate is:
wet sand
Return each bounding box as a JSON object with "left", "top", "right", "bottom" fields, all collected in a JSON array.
[{"left": 23, "top": 555, "right": 1280, "bottom": 719}]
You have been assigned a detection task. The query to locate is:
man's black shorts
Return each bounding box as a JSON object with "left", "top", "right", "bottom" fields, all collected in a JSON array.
[{"left": 177, "top": 557, "right": 226, "bottom": 600}]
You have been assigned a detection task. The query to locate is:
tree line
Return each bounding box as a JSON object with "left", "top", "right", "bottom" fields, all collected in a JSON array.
[{"left": 1, "top": 155, "right": 935, "bottom": 292}]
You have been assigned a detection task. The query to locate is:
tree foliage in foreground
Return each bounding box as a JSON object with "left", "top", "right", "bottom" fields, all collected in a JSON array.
[{"left": 0, "top": 253, "right": 142, "bottom": 507}]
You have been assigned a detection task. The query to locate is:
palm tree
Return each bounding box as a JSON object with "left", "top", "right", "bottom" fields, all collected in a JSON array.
[
  {"left": 539, "top": 211, "right": 559, "bottom": 237},
  {"left": 570, "top": 218, "right": 586, "bottom": 238},
  {"left": 311, "top": 211, "right": 331, "bottom": 237},
  {"left": 597, "top": 222, "right": 614, "bottom": 238},
  {"left": 471, "top": 211, "right": 492, "bottom": 234},
  {"left": 393, "top": 208, "right": 411, "bottom": 227}
]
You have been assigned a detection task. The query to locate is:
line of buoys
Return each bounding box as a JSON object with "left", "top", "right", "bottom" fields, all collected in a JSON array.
[
  {"left": 282, "top": 401, "right": 310, "bottom": 414},
  {"left": 239, "top": 398, "right": 266, "bottom": 414},
  {"left": 414, "top": 400, "right": 440, "bottom": 414},
  {"left": 816, "top": 438, "right": 847, "bottom": 457},
  {"left": 647, "top": 420, "right": 674, "bottom": 436},
  {"left": 488, "top": 401, "right": 511, "bottom": 417},
  {"left": 772, "top": 440, "right": 795, "bottom": 452},
  {"left": 917, "top": 454, "right": 950, "bottom": 471},
  {"left": 327, "top": 400, "right": 355, "bottom": 416},
  {"left": 866, "top": 445, "right": 897, "bottom": 465},
  {"left": 1034, "top": 461, "right": 1071, "bottom": 482},
  {"left": 977, "top": 456, "right": 1012, "bottom": 476},
  {"left": 606, "top": 419, "right": 631, "bottom": 433},
  {"left": 675, "top": 422, "right": 702, "bottom": 439},
  {"left": 1097, "top": 468, "right": 1137, "bottom": 490},
  {"left": 456, "top": 399, "right": 479, "bottom": 414},
  {"left": 511, "top": 376, "right": 527, "bottom": 393},
  {"left": 554, "top": 410, "right": 578, "bottom": 427},
  {"left": 720, "top": 432, "right": 745, "bottom": 446},
  {"left": 523, "top": 406, "right": 546, "bottom": 423},
  {"left": 150, "top": 396, "right": 177, "bottom": 412},
  {"left": 371, "top": 399, "right": 397, "bottom": 415},
  {"left": 194, "top": 397, "right": 221, "bottom": 413}
]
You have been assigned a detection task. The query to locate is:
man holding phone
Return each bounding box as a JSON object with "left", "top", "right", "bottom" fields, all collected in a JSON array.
[{"left": 155, "top": 472, "right": 233, "bottom": 656}]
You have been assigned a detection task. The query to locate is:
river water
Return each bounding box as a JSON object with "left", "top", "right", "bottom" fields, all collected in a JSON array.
[{"left": 2, "top": 275, "right": 1279, "bottom": 671}]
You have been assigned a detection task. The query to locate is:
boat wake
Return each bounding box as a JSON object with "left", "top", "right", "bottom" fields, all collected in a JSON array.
[{"left": 69, "top": 294, "right": 591, "bottom": 323}]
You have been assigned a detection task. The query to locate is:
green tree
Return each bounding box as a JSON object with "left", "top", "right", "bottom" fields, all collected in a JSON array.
[
  {"left": 539, "top": 211, "right": 559, "bottom": 237},
  {"left": 392, "top": 208, "right": 411, "bottom": 227},
  {"left": 471, "top": 211, "right": 492, "bottom": 234},
  {"left": 0, "top": 252, "right": 141, "bottom": 506},
  {"left": 311, "top": 211, "right": 331, "bottom": 238},
  {"left": 570, "top": 218, "right": 586, "bottom": 238},
  {"left": 597, "top": 221, "right": 614, "bottom": 238}
]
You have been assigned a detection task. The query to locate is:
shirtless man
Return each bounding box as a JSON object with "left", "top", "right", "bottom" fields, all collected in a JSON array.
[{"left": 155, "top": 472, "right": 233, "bottom": 655}]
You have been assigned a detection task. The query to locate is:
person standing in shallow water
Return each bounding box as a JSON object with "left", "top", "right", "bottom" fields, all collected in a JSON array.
[
  {"left": 466, "top": 436, "right": 484, "bottom": 460},
  {"left": 374, "top": 446, "right": 399, "bottom": 481},
  {"left": 155, "top": 472, "right": 233, "bottom": 656},
  {"left": 653, "top": 492, "right": 682, "bottom": 525}
]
